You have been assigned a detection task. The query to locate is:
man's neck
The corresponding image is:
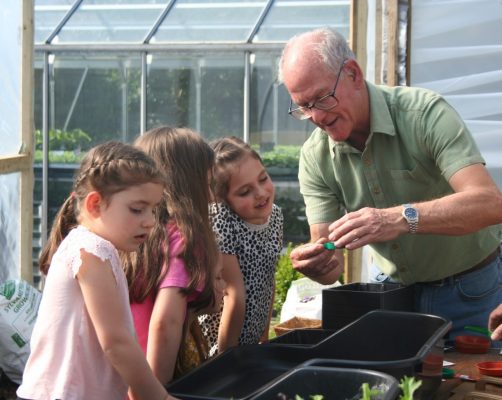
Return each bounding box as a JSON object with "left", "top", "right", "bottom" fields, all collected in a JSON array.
[{"left": 346, "top": 130, "right": 370, "bottom": 152}]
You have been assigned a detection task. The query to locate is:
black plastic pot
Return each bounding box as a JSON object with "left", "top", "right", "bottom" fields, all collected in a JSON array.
[{"left": 322, "top": 282, "right": 415, "bottom": 330}]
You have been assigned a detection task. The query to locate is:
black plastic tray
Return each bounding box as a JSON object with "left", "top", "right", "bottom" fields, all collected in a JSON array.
[
  {"left": 307, "top": 310, "right": 451, "bottom": 399},
  {"left": 250, "top": 366, "right": 400, "bottom": 400},
  {"left": 266, "top": 328, "right": 336, "bottom": 347},
  {"left": 167, "top": 310, "right": 451, "bottom": 400},
  {"left": 167, "top": 345, "right": 311, "bottom": 400}
]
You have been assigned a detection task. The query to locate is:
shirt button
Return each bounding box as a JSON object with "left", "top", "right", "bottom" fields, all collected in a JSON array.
[
  {"left": 392, "top": 243, "right": 399, "bottom": 250},
  {"left": 373, "top": 187, "right": 381, "bottom": 194},
  {"left": 364, "top": 158, "right": 372, "bottom": 165},
  {"left": 399, "top": 267, "right": 407, "bottom": 272}
]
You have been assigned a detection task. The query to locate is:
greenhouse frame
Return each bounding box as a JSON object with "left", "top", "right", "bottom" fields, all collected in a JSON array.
[{"left": 1, "top": 0, "right": 502, "bottom": 284}]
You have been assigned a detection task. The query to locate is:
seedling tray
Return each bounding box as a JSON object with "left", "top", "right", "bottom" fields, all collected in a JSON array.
[
  {"left": 250, "top": 366, "right": 400, "bottom": 400},
  {"left": 267, "top": 328, "right": 336, "bottom": 347},
  {"left": 167, "top": 310, "right": 450, "bottom": 400}
]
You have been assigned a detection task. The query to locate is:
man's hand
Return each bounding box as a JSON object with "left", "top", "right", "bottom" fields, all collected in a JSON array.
[
  {"left": 290, "top": 239, "right": 343, "bottom": 285},
  {"left": 489, "top": 304, "right": 502, "bottom": 340},
  {"left": 328, "top": 207, "right": 407, "bottom": 249}
]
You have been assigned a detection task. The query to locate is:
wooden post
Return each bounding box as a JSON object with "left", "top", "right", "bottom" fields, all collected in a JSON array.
[
  {"left": 384, "top": 0, "right": 399, "bottom": 86},
  {"left": 20, "top": 0, "right": 34, "bottom": 283},
  {"left": 345, "top": 0, "right": 369, "bottom": 284},
  {"left": 350, "top": 0, "right": 368, "bottom": 71}
]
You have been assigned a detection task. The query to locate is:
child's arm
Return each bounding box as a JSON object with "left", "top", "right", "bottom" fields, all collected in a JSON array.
[
  {"left": 147, "top": 287, "right": 186, "bottom": 385},
  {"left": 217, "top": 253, "right": 246, "bottom": 353},
  {"left": 77, "top": 250, "right": 176, "bottom": 400}
]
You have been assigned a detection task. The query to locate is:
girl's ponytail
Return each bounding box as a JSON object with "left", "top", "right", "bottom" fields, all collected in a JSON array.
[{"left": 39, "top": 194, "right": 78, "bottom": 275}]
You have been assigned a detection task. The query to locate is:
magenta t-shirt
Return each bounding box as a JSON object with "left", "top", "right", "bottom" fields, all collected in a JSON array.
[{"left": 130, "top": 223, "right": 203, "bottom": 354}]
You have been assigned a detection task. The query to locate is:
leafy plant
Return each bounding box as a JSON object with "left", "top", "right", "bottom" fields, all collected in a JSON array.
[
  {"left": 34, "top": 128, "right": 92, "bottom": 163},
  {"left": 34, "top": 149, "right": 85, "bottom": 164},
  {"left": 34, "top": 128, "right": 92, "bottom": 152},
  {"left": 398, "top": 376, "right": 422, "bottom": 400},
  {"left": 273, "top": 243, "right": 302, "bottom": 316},
  {"left": 260, "top": 145, "right": 301, "bottom": 170},
  {"left": 361, "top": 383, "right": 383, "bottom": 400},
  {"left": 359, "top": 376, "right": 421, "bottom": 400}
]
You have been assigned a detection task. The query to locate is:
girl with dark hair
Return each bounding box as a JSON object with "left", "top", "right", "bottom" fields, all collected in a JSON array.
[{"left": 17, "top": 141, "right": 177, "bottom": 400}]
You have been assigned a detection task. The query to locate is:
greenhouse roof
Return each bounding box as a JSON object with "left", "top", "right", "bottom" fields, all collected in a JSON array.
[{"left": 34, "top": 0, "right": 350, "bottom": 47}]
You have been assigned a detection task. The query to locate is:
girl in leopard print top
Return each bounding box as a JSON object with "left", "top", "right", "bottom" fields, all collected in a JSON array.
[{"left": 199, "top": 136, "right": 283, "bottom": 355}]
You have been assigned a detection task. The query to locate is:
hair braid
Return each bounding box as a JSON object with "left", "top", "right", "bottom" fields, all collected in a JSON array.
[{"left": 39, "top": 141, "right": 165, "bottom": 275}]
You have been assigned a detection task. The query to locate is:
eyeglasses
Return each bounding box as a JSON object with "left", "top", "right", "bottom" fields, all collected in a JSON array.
[{"left": 288, "top": 60, "right": 347, "bottom": 121}]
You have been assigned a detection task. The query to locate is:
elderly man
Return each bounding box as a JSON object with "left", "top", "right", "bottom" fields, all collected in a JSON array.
[{"left": 279, "top": 27, "right": 502, "bottom": 337}]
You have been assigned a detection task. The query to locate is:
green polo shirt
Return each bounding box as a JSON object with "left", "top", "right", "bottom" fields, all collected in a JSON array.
[{"left": 299, "top": 81, "right": 501, "bottom": 284}]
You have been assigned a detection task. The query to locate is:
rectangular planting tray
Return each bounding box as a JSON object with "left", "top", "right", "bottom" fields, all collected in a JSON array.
[
  {"left": 167, "top": 310, "right": 450, "bottom": 400},
  {"left": 249, "top": 366, "right": 400, "bottom": 400},
  {"left": 306, "top": 310, "right": 451, "bottom": 399},
  {"left": 266, "top": 328, "right": 336, "bottom": 347},
  {"left": 167, "top": 345, "right": 311, "bottom": 400}
]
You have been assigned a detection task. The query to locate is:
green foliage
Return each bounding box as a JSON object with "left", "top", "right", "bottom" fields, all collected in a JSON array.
[
  {"left": 361, "top": 383, "right": 383, "bottom": 400},
  {"left": 34, "top": 129, "right": 92, "bottom": 163},
  {"left": 398, "top": 376, "right": 422, "bottom": 400},
  {"left": 34, "top": 149, "right": 85, "bottom": 164},
  {"left": 274, "top": 243, "right": 302, "bottom": 316},
  {"left": 260, "top": 145, "right": 300, "bottom": 169},
  {"left": 34, "top": 129, "right": 92, "bottom": 152}
]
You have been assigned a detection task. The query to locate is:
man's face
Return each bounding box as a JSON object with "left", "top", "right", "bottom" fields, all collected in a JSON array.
[{"left": 282, "top": 49, "right": 364, "bottom": 144}]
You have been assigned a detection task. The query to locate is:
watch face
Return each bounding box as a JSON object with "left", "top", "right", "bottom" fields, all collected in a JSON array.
[{"left": 404, "top": 208, "right": 417, "bottom": 219}]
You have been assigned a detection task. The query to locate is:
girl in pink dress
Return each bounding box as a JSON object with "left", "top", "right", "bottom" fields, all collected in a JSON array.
[
  {"left": 124, "top": 127, "right": 225, "bottom": 385},
  {"left": 17, "top": 141, "right": 178, "bottom": 400}
]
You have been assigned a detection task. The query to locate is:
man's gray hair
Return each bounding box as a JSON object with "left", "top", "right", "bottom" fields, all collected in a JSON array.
[{"left": 277, "top": 27, "right": 355, "bottom": 83}]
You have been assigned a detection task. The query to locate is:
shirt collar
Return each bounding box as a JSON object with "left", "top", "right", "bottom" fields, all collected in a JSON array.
[
  {"left": 366, "top": 81, "right": 396, "bottom": 137},
  {"left": 328, "top": 81, "right": 395, "bottom": 157}
]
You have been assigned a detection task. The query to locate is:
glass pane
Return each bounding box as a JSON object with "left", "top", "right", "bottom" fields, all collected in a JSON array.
[
  {"left": 34, "top": 0, "right": 75, "bottom": 44},
  {"left": 254, "top": 0, "right": 350, "bottom": 42},
  {"left": 56, "top": 0, "right": 167, "bottom": 43},
  {"left": 153, "top": 0, "right": 266, "bottom": 42},
  {"left": 249, "top": 52, "right": 313, "bottom": 244},
  {"left": 39, "top": 54, "right": 142, "bottom": 162},
  {"left": 147, "top": 53, "right": 244, "bottom": 140},
  {"left": 0, "top": 173, "right": 21, "bottom": 281},
  {"left": 0, "top": 0, "right": 22, "bottom": 154},
  {"left": 250, "top": 52, "right": 315, "bottom": 148}
]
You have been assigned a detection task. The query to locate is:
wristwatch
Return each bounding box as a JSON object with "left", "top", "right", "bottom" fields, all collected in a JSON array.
[{"left": 402, "top": 204, "right": 419, "bottom": 234}]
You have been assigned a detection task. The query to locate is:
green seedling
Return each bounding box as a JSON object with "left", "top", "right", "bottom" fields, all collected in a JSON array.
[
  {"left": 361, "top": 383, "right": 383, "bottom": 400},
  {"left": 398, "top": 376, "right": 422, "bottom": 400}
]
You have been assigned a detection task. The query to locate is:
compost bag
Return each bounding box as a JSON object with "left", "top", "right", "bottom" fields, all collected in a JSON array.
[{"left": 0, "top": 279, "right": 41, "bottom": 383}]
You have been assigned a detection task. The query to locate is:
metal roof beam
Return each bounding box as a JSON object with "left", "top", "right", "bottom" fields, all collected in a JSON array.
[
  {"left": 246, "top": 0, "right": 275, "bottom": 43},
  {"left": 45, "top": 0, "right": 83, "bottom": 44},
  {"left": 143, "top": 0, "right": 177, "bottom": 44}
]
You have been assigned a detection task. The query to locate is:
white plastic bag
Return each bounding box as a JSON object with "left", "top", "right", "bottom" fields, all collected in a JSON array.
[
  {"left": 279, "top": 277, "right": 340, "bottom": 323},
  {"left": 0, "top": 279, "right": 42, "bottom": 383}
]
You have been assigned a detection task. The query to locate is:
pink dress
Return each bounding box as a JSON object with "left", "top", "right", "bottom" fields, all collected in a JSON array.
[
  {"left": 130, "top": 223, "right": 204, "bottom": 354},
  {"left": 17, "top": 226, "right": 134, "bottom": 400}
]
